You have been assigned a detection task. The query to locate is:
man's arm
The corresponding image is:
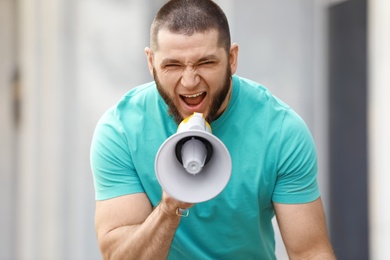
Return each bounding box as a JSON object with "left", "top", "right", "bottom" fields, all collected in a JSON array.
[
  {"left": 95, "top": 192, "right": 193, "bottom": 260},
  {"left": 274, "top": 198, "right": 336, "bottom": 260}
]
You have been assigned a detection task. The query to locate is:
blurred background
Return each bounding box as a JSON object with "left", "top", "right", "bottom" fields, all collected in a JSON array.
[{"left": 1, "top": 0, "right": 389, "bottom": 259}]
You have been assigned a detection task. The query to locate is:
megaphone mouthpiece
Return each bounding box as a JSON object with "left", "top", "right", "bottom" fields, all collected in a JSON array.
[
  {"left": 175, "top": 136, "right": 213, "bottom": 169},
  {"left": 181, "top": 137, "right": 207, "bottom": 175}
]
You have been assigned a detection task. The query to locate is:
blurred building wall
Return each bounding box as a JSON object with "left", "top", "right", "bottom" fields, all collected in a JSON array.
[
  {"left": 328, "top": 0, "right": 369, "bottom": 258},
  {"left": 0, "top": 0, "right": 18, "bottom": 259}
]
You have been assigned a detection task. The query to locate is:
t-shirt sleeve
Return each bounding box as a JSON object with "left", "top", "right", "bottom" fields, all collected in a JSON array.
[
  {"left": 272, "top": 109, "right": 320, "bottom": 204},
  {"left": 90, "top": 109, "right": 145, "bottom": 200}
]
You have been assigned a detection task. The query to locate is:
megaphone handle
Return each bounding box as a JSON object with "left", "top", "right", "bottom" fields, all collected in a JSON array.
[{"left": 176, "top": 208, "right": 190, "bottom": 217}]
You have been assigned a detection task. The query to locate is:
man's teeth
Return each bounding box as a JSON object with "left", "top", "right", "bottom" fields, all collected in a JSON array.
[{"left": 182, "top": 92, "right": 204, "bottom": 98}]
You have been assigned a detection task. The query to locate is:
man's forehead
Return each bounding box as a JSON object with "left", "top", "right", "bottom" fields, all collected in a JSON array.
[{"left": 156, "top": 28, "right": 220, "bottom": 49}]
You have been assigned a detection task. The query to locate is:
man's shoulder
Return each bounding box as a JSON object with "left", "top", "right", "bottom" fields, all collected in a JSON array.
[
  {"left": 110, "top": 81, "right": 157, "bottom": 114},
  {"left": 233, "top": 75, "right": 291, "bottom": 111},
  {"left": 97, "top": 81, "right": 158, "bottom": 129},
  {"left": 120, "top": 81, "right": 157, "bottom": 104}
]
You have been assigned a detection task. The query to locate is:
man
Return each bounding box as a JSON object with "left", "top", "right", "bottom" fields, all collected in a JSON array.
[{"left": 90, "top": 0, "right": 335, "bottom": 259}]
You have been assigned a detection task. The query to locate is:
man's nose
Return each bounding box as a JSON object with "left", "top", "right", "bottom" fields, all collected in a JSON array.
[{"left": 181, "top": 67, "right": 200, "bottom": 89}]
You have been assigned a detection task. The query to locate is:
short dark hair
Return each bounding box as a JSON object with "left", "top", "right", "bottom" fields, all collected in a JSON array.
[{"left": 150, "top": 0, "right": 231, "bottom": 53}]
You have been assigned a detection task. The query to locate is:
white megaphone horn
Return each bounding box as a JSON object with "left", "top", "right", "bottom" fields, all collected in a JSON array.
[{"left": 155, "top": 112, "right": 232, "bottom": 203}]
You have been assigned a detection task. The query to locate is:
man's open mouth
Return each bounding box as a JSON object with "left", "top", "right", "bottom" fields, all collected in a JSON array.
[{"left": 180, "top": 92, "right": 206, "bottom": 107}]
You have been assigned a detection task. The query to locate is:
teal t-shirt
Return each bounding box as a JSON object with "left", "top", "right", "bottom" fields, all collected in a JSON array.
[{"left": 90, "top": 75, "right": 320, "bottom": 259}]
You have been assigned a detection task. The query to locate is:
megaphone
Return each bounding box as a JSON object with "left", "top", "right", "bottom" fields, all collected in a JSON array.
[{"left": 155, "top": 113, "right": 232, "bottom": 203}]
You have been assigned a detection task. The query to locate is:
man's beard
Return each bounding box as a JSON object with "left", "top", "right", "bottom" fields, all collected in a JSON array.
[{"left": 154, "top": 66, "right": 232, "bottom": 125}]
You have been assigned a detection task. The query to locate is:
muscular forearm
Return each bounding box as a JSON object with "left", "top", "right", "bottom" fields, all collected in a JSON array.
[{"left": 99, "top": 203, "right": 182, "bottom": 260}]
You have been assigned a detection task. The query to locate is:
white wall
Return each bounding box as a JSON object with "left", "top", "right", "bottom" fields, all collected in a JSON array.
[{"left": 369, "top": 0, "right": 390, "bottom": 259}]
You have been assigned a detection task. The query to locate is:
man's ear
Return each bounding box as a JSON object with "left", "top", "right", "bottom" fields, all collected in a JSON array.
[
  {"left": 145, "top": 47, "right": 154, "bottom": 77},
  {"left": 229, "top": 43, "right": 239, "bottom": 75}
]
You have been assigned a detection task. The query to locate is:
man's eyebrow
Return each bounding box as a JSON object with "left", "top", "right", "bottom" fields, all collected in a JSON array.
[
  {"left": 161, "top": 58, "right": 181, "bottom": 65},
  {"left": 197, "top": 55, "right": 219, "bottom": 63},
  {"left": 161, "top": 55, "right": 219, "bottom": 65}
]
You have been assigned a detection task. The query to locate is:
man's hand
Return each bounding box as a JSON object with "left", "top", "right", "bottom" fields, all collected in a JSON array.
[{"left": 160, "top": 191, "right": 194, "bottom": 217}]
